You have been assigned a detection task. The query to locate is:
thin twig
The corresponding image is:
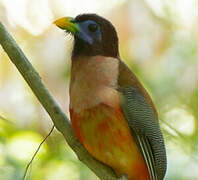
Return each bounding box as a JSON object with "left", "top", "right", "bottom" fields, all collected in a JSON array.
[
  {"left": 0, "top": 115, "right": 14, "bottom": 125},
  {"left": 0, "top": 21, "right": 116, "bottom": 180},
  {"left": 162, "top": 119, "right": 198, "bottom": 153},
  {"left": 22, "top": 125, "right": 55, "bottom": 180}
]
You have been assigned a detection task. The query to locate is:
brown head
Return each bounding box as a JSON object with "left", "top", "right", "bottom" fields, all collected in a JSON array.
[{"left": 54, "top": 14, "right": 119, "bottom": 58}]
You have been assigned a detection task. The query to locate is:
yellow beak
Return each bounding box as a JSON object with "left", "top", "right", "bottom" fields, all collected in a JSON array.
[{"left": 53, "top": 17, "right": 79, "bottom": 34}]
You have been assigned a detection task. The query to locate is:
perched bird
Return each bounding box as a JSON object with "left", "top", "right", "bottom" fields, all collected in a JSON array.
[{"left": 54, "top": 14, "right": 167, "bottom": 180}]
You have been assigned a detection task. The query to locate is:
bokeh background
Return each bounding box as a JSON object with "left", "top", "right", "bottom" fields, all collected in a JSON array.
[{"left": 0, "top": 0, "right": 198, "bottom": 179}]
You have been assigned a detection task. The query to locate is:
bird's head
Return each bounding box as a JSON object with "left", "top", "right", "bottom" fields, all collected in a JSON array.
[{"left": 54, "top": 14, "right": 119, "bottom": 58}]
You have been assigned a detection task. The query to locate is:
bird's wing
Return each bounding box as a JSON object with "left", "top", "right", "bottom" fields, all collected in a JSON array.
[{"left": 118, "top": 61, "right": 167, "bottom": 180}]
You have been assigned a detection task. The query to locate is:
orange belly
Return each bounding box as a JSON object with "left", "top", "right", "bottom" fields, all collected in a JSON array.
[{"left": 70, "top": 104, "right": 150, "bottom": 180}]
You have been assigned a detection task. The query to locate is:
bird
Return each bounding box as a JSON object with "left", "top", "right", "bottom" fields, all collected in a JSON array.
[{"left": 54, "top": 14, "right": 167, "bottom": 180}]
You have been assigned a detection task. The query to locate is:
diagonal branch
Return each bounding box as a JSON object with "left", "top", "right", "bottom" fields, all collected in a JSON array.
[{"left": 0, "top": 22, "right": 117, "bottom": 180}]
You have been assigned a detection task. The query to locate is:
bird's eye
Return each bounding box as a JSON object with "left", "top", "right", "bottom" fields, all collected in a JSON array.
[{"left": 88, "top": 23, "right": 98, "bottom": 32}]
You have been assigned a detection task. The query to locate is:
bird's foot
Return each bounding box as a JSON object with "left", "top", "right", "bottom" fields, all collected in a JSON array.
[{"left": 119, "top": 174, "right": 128, "bottom": 180}]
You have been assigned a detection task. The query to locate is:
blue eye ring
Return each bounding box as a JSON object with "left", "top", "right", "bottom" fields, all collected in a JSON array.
[{"left": 88, "top": 23, "right": 98, "bottom": 32}]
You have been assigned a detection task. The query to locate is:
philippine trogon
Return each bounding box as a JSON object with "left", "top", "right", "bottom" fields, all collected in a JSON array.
[{"left": 54, "top": 14, "right": 167, "bottom": 180}]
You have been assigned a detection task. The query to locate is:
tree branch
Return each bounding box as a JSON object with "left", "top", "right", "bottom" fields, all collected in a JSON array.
[{"left": 0, "top": 22, "right": 117, "bottom": 180}]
